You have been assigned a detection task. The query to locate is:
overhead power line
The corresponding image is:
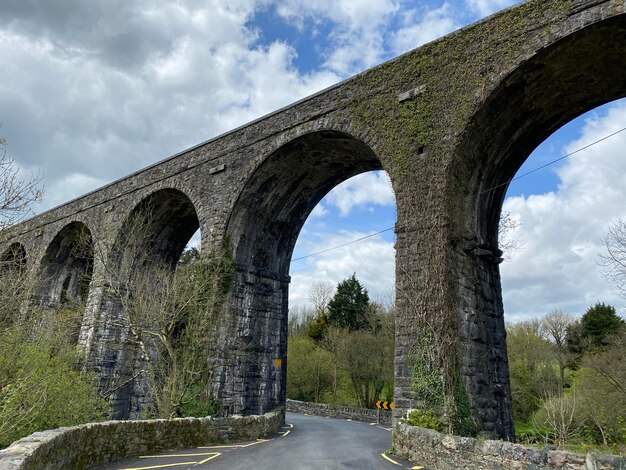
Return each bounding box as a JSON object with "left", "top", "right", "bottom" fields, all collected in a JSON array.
[
  {"left": 292, "top": 125, "right": 626, "bottom": 263},
  {"left": 480, "top": 126, "right": 626, "bottom": 195},
  {"left": 291, "top": 227, "right": 395, "bottom": 262}
]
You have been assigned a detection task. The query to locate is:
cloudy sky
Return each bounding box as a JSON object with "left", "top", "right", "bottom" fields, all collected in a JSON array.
[{"left": 2, "top": 0, "right": 625, "bottom": 321}]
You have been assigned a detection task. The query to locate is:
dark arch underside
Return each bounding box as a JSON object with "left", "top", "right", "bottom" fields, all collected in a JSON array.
[
  {"left": 0, "top": 242, "right": 26, "bottom": 270},
  {"left": 461, "top": 14, "right": 626, "bottom": 246},
  {"left": 113, "top": 188, "right": 200, "bottom": 272},
  {"left": 227, "top": 130, "right": 384, "bottom": 278},
  {"left": 37, "top": 221, "right": 94, "bottom": 307}
]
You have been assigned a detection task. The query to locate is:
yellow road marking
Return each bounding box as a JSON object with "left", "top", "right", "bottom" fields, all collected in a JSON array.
[
  {"left": 381, "top": 453, "right": 401, "bottom": 466},
  {"left": 123, "top": 452, "right": 222, "bottom": 469},
  {"left": 121, "top": 462, "right": 199, "bottom": 470},
  {"left": 139, "top": 453, "right": 219, "bottom": 459},
  {"left": 198, "top": 454, "right": 222, "bottom": 464},
  {"left": 280, "top": 430, "right": 291, "bottom": 437},
  {"left": 199, "top": 439, "right": 268, "bottom": 449},
  {"left": 411, "top": 466, "right": 425, "bottom": 469}
]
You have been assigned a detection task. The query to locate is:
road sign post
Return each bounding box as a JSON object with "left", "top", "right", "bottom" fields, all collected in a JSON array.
[{"left": 375, "top": 400, "right": 394, "bottom": 424}]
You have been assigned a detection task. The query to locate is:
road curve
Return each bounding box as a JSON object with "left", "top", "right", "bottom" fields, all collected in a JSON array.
[{"left": 98, "top": 412, "right": 417, "bottom": 470}]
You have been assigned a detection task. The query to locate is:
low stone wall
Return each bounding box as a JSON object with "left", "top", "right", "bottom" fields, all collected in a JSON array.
[
  {"left": 286, "top": 399, "right": 392, "bottom": 425},
  {"left": 394, "top": 421, "right": 626, "bottom": 470},
  {"left": 0, "top": 409, "right": 283, "bottom": 470}
]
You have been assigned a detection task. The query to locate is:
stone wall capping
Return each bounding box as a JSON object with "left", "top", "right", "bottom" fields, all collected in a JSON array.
[
  {"left": 0, "top": 409, "right": 284, "bottom": 470},
  {"left": 394, "top": 421, "right": 626, "bottom": 470},
  {"left": 286, "top": 399, "right": 392, "bottom": 426}
]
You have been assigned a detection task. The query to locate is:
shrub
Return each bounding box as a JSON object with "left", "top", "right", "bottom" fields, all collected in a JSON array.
[{"left": 405, "top": 409, "right": 444, "bottom": 432}]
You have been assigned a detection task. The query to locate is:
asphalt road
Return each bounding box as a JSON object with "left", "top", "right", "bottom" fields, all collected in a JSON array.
[{"left": 97, "top": 412, "right": 420, "bottom": 470}]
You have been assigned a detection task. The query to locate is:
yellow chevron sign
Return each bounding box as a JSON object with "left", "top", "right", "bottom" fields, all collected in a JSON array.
[{"left": 375, "top": 400, "right": 394, "bottom": 410}]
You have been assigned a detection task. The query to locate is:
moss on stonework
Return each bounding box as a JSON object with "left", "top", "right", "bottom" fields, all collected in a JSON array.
[{"left": 339, "top": 0, "right": 576, "bottom": 436}]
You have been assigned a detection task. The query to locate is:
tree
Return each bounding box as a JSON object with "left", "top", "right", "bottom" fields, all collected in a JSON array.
[
  {"left": 88, "top": 212, "right": 234, "bottom": 418},
  {"left": 0, "top": 317, "right": 108, "bottom": 448},
  {"left": 576, "top": 326, "right": 626, "bottom": 446},
  {"left": 342, "top": 330, "right": 393, "bottom": 408},
  {"left": 566, "top": 303, "right": 624, "bottom": 355},
  {"left": 309, "top": 280, "right": 334, "bottom": 314},
  {"left": 327, "top": 274, "right": 370, "bottom": 331},
  {"left": 540, "top": 310, "right": 575, "bottom": 388},
  {"left": 506, "top": 320, "right": 559, "bottom": 423},
  {"left": 601, "top": 217, "right": 626, "bottom": 293},
  {"left": 580, "top": 303, "right": 624, "bottom": 349},
  {"left": 0, "top": 136, "right": 42, "bottom": 229},
  {"left": 286, "top": 336, "right": 333, "bottom": 402},
  {"left": 307, "top": 311, "right": 328, "bottom": 342},
  {"left": 498, "top": 210, "right": 522, "bottom": 257}
]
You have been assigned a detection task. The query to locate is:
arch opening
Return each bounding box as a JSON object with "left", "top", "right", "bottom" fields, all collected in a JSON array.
[
  {"left": 0, "top": 242, "right": 28, "bottom": 327},
  {"left": 228, "top": 130, "right": 383, "bottom": 279},
  {"left": 37, "top": 221, "right": 94, "bottom": 309},
  {"left": 112, "top": 188, "right": 201, "bottom": 274},
  {"left": 104, "top": 188, "right": 202, "bottom": 419},
  {"left": 0, "top": 242, "right": 26, "bottom": 272},
  {"left": 454, "top": 13, "right": 626, "bottom": 440},
  {"left": 496, "top": 98, "right": 626, "bottom": 432},
  {"left": 285, "top": 170, "right": 397, "bottom": 411},
  {"left": 222, "top": 130, "right": 391, "bottom": 415},
  {"left": 461, "top": 14, "right": 626, "bottom": 248}
]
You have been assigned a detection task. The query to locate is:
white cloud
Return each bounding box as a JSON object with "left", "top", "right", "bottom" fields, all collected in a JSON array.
[
  {"left": 326, "top": 171, "right": 395, "bottom": 216},
  {"left": 501, "top": 101, "right": 626, "bottom": 321},
  {"left": 0, "top": 0, "right": 527, "bottom": 217},
  {"left": 275, "top": 0, "right": 400, "bottom": 75},
  {"left": 0, "top": 1, "right": 339, "bottom": 213},
  {"left": 391, "top": 4, "right": 459, "bottom": 54},
  {"left": 465, "top": 0, "right": 521, "bottom": 17},
  {"left": 309, "top": 203, "right": 328, "bottom": 218},
  {"left": 36, "top": 173, "right": 107, "bottom": 213},
  {"left": 289, "top": 229, "right": 395, "bottom": 307}
]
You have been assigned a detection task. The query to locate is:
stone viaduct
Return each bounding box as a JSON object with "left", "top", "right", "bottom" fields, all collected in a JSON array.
[{"left": 1, "top": 0, "right": 624, "bottom": 441}]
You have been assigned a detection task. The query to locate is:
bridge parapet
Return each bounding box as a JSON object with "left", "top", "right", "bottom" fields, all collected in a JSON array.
[
  {"left": 395, "top": 421, "right": 626, "bottom": 470},
  {"left": 0, "top": 409, "right": 283, "bottom": 470}
]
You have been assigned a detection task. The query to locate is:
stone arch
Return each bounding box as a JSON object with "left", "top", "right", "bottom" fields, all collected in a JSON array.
[
  {"left": 219, "top": 129, "right": 388, "bottom": 415},
  {"left": 37, "top": 221, "right": 94, "bottom": 308},
  {"left": 228, "top": 129, "right": 384, "bottom": 278},
  {"left": 0, "top": 242, "right": 27, "bottom": 271},
  {"left": 112, "top": 187, "right": 200, "bottom": 272},
  {"left": 459, "top": 14, "right": 626, "bottom": 247},
  {"left": 0, "top": 242, "right": 29, "bottom": 326},
  {"left": 101, "top": 188, "right": 201, "bottom": 419},
  {"left": 449, "top": 13, "right": 626, "bottom": 439}
]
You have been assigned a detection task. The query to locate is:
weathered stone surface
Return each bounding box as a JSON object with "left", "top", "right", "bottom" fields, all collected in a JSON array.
[
  {"left": 0, "top": 410, "right": 283, "bottom": 470},
  {"left": 394, "top": 422, "right": 626, "bottom": 470},
  {"left": 0, "top": 0, "right": 625, "bottom": 440},
  {"left": 286, "top": 399, "right": 392, "bottom": 425}
]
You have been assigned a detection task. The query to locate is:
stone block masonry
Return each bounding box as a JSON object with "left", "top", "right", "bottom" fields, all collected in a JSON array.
[
  {"left": 286, "top": 399, "right": 392, "bottom": 426},
  {"left": 394, "top": 421, "right": 626, "bottom": 470},
  {"left": 0, "top": 409, "right": 283, "bottom": 470},
  {"left": 1, "top": 0, "right": 625, "bottom": 440}
]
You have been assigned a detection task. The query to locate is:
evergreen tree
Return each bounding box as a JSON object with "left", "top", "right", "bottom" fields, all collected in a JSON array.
[
  {"left": 580, "top": 302, "right": 624, "bottom": 348},
  {"left": 327, "top": 274, "right": 370, "bottom": 331},
  {"left": 307, "top": 311, "right": 329, "bottom": 342}
]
